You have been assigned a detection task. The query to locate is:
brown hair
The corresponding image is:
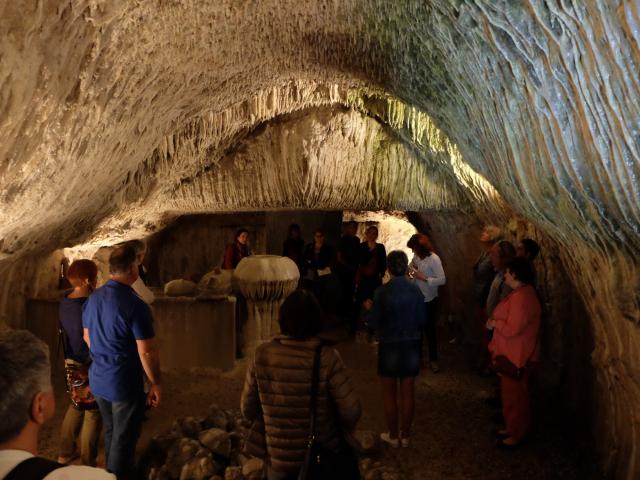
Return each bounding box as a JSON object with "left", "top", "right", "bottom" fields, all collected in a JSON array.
[
  {"left": 506, "top": 257, "right": 536, "bottom": 285},
  {"left": 66, "top": 259, "right": 98, "bottom": 288},
  {"left": 407, "top": 233, "right": 432, "bottom": 258},
  {"left": 279, "top": 289, "right": 322, "bottom": 340}
]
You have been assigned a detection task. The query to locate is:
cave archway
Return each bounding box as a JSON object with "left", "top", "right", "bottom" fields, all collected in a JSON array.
[{"left": 1, "top": 2, "right": 638, "bottom": 477}]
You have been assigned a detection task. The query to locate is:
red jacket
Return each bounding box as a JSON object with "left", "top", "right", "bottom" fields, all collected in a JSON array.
[{"left": 489, "top": 285, "right": 541, "bottom": 368}]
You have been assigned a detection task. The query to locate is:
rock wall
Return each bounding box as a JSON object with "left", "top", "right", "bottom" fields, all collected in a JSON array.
[
  {"left": 263, "top": 210, "right": 343, "bottom": 256},
  {"left": 0, "top": 1, "right": 638, "bottom": 477},
  {"left": 144, "top": 213, "right": 267, "bottom": 286}
]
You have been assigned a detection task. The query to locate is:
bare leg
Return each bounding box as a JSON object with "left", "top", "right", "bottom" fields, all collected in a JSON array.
[
  {"left": 381, "top": 377, "right": 399, "bottom": 438},
  {"left": 399, "top": 377, "right": 415, "bottom": 437}
]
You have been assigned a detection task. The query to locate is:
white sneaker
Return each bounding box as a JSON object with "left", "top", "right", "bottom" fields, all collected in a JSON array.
[
  {"left": 400, "top": 437, "right": 411, "bottom": 448},
  {"left": 379, "top": 432, "right": 400, "bottom": 448}
]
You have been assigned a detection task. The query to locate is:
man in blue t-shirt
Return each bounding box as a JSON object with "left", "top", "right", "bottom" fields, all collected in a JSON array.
[{"left": 82, "top": 245, "right": 162, "bottom": 479}]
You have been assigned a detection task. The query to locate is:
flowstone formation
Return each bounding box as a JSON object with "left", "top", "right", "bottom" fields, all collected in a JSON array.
[
  {"left": 232, "top": 256, "right": 299, "bottom": 353},
  {"left": 0, "top": 1, "right": 638, "bottom": 477}
]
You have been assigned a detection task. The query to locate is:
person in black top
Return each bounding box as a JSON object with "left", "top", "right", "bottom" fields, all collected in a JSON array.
[
  {"left": 302, "top": 228, "right": 334, "bottom": 302},
  {"left": 355, "top": 226, "right": 387, "bottom": 322},
  {"left": 335, "top": 221, "right": 361, "bottom": 326},
  {"left": 282, "top": 224, "right": 305, "bottom": 275},
  {"left": 57, "top": 260, "right": 103, "bottom": 467}
]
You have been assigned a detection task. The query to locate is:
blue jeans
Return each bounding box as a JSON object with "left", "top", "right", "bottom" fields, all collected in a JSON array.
[{"left": 95, "top": 394, "right": 145, "bottom": 479}]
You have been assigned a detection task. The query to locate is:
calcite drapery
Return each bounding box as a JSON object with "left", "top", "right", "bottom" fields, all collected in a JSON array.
[
  {"left": 0, "top": 1, "right": 639, "bottom": 477},
  {"left": 232, "top": 255, "right": 299, "bottom": 352}
]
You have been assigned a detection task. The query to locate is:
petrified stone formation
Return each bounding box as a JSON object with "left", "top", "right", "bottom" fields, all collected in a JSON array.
[
  {"left": 232, "top": 256, "right": 299, "bottom": 352},
  {"left": 0, "top": 2, "right": 638, "bottom": 477},
  {"left": 141, "top": 405, "right": 397, "bottom": 480}
]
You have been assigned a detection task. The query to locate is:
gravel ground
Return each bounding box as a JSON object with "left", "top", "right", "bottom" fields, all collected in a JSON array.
[{"left": 40, "top": 338, "right": 601, "bottom": 479}]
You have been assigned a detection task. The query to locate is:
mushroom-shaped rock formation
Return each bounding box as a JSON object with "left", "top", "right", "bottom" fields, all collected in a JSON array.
[{"left": 232, "top": 255, "right": 299, "bottom": 352}]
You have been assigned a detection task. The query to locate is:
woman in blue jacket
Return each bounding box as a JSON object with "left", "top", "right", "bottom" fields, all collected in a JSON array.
[{"left": 364, "top": 250, "right": 425, "bottom": 449}]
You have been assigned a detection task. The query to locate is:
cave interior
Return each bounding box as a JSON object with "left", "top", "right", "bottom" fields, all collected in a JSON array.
[{"left": 0, "top": 1, "right": 639, "bottom": 479}]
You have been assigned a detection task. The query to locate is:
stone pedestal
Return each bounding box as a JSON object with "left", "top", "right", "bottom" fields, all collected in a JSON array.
[{"left": 232, "top": 255, "right": 299, "bottom": 353}]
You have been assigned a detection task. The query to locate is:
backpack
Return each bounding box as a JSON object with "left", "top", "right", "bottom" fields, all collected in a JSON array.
[{"left": 4, "top": 457, "right": 63, "bottom": 480}]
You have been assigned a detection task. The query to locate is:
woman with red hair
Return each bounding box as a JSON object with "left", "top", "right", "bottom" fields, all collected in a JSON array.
[{"left": 57, "top": 259, "right": 103, "bottom": 466}]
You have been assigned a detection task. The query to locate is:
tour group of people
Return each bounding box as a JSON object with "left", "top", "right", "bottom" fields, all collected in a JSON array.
[
  {"left": 0, "top": 242, "right": 156, "bottom": 479},
  {"left": 473, "top": 226, "right": 542, "bottom": 448},
  {"left": 223, "top": 222, "right": 446, "bottom": 359},
  {"left": 0, "top": 222, "right": 542, "bottom": 479}
]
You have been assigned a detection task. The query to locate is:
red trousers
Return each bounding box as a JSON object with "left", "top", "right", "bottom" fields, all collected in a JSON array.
[{"left": 500, "top": 373, "right": 531, "bottom": 441}]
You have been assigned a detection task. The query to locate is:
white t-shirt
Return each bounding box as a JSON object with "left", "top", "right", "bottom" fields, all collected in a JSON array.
[
  {"left": 0, "top": 450, "right": 115, "bottom": 479},
  {"left": 410, "top": 253, "right": 446, "bottom": 302},
  {"left": 131, "top": 276, "right": 155, "bottom": 304}
]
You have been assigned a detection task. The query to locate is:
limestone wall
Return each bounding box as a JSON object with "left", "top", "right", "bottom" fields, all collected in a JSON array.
[
  {"left": 144, "top": 213, "right": 267, "bottom": 286},
  {"left": 0, "top": 1, "right": 638, "bottom": 477}
]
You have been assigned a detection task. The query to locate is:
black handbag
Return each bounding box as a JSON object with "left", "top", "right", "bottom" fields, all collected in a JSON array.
[
  {"left": 493, "top": 355, "right": 524, "bottom": 379},
  {"left": 298, "top": 345, "right": 360, "bottom": 480}
]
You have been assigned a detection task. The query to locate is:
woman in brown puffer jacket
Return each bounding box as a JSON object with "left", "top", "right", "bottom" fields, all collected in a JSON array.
[{"left": 241, "top": 289, "right": 362, "bottom": 480}]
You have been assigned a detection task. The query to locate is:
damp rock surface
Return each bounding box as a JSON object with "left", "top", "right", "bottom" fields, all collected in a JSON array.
[{"left": 0, "top": 1, "right": 638, "bottom": 478}]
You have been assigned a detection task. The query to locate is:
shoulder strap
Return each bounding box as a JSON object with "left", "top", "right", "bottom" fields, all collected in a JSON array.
[
  {"left": 307, "top": 344, "right": 323, "bottom": 444},
  {"left": 4, "top": 457, "right": 63, "bottom": 480}
]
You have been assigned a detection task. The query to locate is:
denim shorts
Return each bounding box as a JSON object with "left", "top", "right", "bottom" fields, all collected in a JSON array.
[{"left": 377, "top": 339, "right": 422, "bottom": 378}]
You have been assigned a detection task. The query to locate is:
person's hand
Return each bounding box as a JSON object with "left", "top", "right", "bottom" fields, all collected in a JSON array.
[
  {"left": 486, "top": 319, "right": 496, "bottom": 330},
  {"left": 147, "top": 383, "right": 162, "bottom": 408},
  {"left": 414, "top": 270, "right": 427, "bottom": 281},
  {"left": 363, "top": 299, "right": 374, "bottom": 311}
]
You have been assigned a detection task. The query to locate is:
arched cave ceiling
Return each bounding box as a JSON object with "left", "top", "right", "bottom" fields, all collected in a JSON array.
[
  {"left": 1, "top": 2, "right": 640, "bottom": 477},
  {"left": 0, "top": 0, "right": 638, "bottom": 258}
]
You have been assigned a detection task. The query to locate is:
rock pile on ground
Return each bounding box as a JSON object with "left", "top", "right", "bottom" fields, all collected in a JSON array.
[{"left": 141, "top": 403, "right": 401, "bottom": 479}]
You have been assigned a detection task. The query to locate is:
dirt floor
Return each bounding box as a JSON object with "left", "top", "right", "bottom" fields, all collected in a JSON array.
[{"left": 40, "top": 337, "right": 602, "bottom": 479}]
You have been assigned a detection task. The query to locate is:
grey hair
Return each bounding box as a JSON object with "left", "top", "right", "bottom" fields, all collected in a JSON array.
[
  {"left": 483, "top": 225, "right": 503, "bottom": 242},
  {"left": 0, "top": 330, "right": 51, "bottom": 443},
  {"left": 387, "top": 250, "right": 409, "bottom": 277}
]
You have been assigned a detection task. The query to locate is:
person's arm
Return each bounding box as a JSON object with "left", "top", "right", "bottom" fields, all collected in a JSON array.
[
  {"left": 81, "top": 301, "right": 93, "bottom": 349},
  {"left": 378, "top": 245, "right": 387, "bottom": 277},
  {"left": 363, "top": 288, "right": 383, "bottom": 331},
  {"left": 133, "top": 302, "right": 161, "bottom": 406},
  {"left": 326, "top": 349, "right": 361, "bottom": 431},
  {"left": 425, "top": 255, "right": 446, "bottom": 286},
  {"left": 240, "top": 359, "right": 260, "bottom": 421},
  {"left": 494, "top": 292, "right": 535, "bottom": 337},
  {"left": 136, "top": 337, "right": 162, "bottom": 407},
  {"left": 222, "top": 244, "right": 234, "bottom": 270},
  {"left": 83, "top": 328, "right": 90, "bottom": 348}
]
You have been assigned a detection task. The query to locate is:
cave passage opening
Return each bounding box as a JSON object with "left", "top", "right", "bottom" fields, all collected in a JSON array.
[{"left": 22, "top": 206, "right": 601, "bottom": 479}]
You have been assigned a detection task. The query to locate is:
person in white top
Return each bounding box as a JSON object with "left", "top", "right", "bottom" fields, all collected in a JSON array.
[
  {"left": 127, "top": 239, "right": 155, "bottom": 305},
  {"left": 407, "top": 234, "right": 446, "bottom": 373},
  {"left": 0, "top": 330, "right": 114, "bottom": 479}
]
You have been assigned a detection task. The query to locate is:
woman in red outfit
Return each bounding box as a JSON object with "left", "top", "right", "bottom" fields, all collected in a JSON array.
[
  {"left": 487, "top": 257, "right": 541, "bottom": 447},
  {"left": 223, "top": 228, "right": 251, "bottom": 270}
]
